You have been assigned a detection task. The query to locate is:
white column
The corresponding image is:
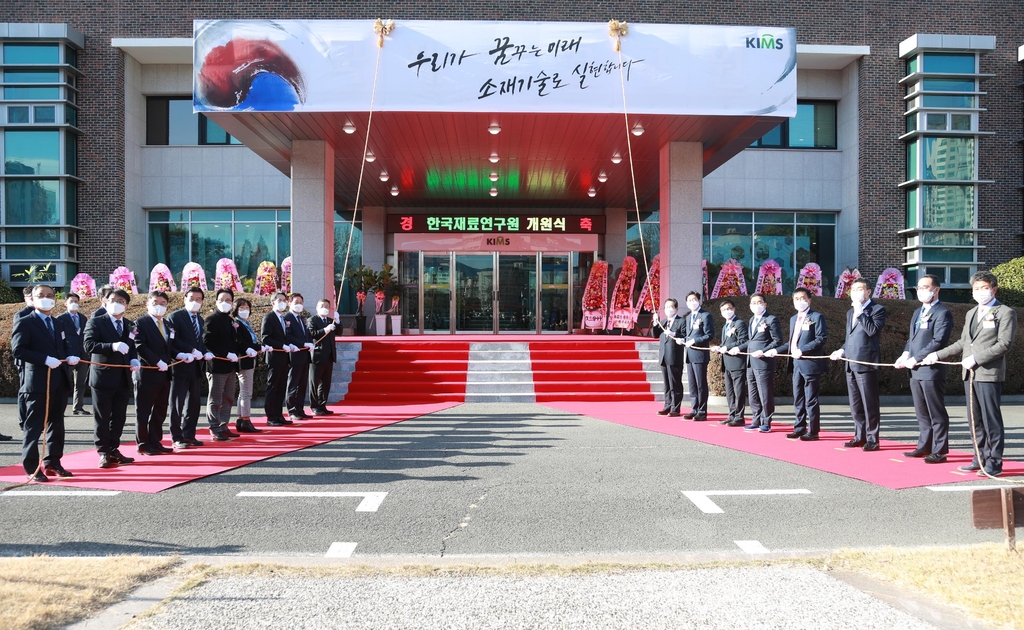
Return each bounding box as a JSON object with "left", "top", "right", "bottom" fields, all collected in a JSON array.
[
  {"left": 290, "top": 140, "right": 335, "bottom": 302},
  {"left": 603, "top": 207, "right": 627, "bottom": 269},
  {"left": 660, "top": 142, "right": 704, "bottom": 304}
]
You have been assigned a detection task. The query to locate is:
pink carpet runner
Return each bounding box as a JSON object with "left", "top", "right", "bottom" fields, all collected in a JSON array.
[
  {"left": 0, "top": 402, "right": 457, "bottom": 493},
  {"left": 541, "top": 401, "right": 1024, "bottom": 489}
]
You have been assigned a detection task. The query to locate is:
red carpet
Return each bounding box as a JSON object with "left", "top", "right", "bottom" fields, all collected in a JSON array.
[
  {"left": 541, "top": 401, "right": 1024, "bottom": 489},
  {"left": 343, "top": 341, "right": 470, "bottom": 403},
  {"left": 530, "top": 340, "right": 655, "bottom": 402},
  {"left": 0, "top": 402, "right": 457, "bottom": 493}
]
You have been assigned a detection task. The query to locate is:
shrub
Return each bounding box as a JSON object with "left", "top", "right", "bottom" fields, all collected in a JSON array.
[
  {"left": 991, "top": 257, "right": 1024, "bottom": 307},
  {"left": 0, "top": 277, "right": 20, "bottom": 305}
]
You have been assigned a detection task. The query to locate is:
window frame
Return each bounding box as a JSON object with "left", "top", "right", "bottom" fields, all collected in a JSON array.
[{"left": 749, "top": 100, "right": 838, "bottom": 150}]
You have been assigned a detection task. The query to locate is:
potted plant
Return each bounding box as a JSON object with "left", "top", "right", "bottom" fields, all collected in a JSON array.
[
  {"left": 380, "top": 263, "right": 401, "bottom": 335},
  {"left": 346, "top": 264, "right": 374, "bottom": 335},
  {"left": 371, "top": 264, "right": 396, "bottom": 336}
]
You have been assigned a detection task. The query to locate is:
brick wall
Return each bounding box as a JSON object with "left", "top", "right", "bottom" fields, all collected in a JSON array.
[{"left": 2, "top": 1, "right": 1022, "bottom": 279}]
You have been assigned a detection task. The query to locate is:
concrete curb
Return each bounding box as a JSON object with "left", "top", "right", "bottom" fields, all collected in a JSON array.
[{"left": 64, "top": 572, "right": 189, "bottom": 630}]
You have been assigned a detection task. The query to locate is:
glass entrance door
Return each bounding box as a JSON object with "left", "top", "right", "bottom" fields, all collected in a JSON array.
[
  {"left": 455, "top": 254, "right": 494, "bottom": 333},
  {"left": 423, "top": 253, "right": 451, "bottom": 333},
  {"left": 540, "top": 254, "right": 570, "bottom": 332},
  {"left": 497, "top": 254, "right": 535, "bottom": 332}
]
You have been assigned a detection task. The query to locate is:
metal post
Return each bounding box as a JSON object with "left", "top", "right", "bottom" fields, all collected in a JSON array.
[{"left": 1002, "top": 488, "right": 1016, "bottom": 552}]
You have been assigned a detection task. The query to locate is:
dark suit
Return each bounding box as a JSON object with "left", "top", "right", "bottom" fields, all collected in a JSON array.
[
  {"left": 308, "top": 315, "right": 338, "bottom": 412},
  {"left": 719, "top": 317, "right": 749, "bottom": 424},
  {"left": 655, "top": 316, "right": 687, "bottom": 413},
  {"left": 204, "top": 311, "right": 240, "bottom": 429},
  {"left": 842, "top": 301, "right": 887, "bottom": 444},
  {"left": 166, "top": 308, "right": 208, "bottom": 442},
  {"left": 11, "top": 311, "right": 73, "bottom": 474},
  {"left": 739, "top": 312, "right": 783, "bottom": 429},
  {"left": 286, "top": 312, "right": 313, "bottom": 416},
  {"left": 776, "top": 309, "right": 828, "bottom": 436},
  {"left": 83, "top": 314, "right": 138, "bottom": 456},
  {"left": 903, "top": 302, "right": 952, "bottom": 455},
  {"left": 133, "top": 315, "right": 174, "bottom": 450},
  {"left": 936, "top": 300, "right": 1018, "bottom": 472},
  {"left": 683, "top": 309, "right": 714, "bottom": 415},
  {"left": 56, "top": 310, "right": 89, "bottom": 412},
  {"left": 261, "top": 311, "right": 293, "bottom": 423}
]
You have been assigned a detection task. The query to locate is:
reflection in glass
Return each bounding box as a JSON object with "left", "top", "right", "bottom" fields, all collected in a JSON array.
[
  {"left": 541, "top": 255, "right": 569, "bottom": 332},
  {"left": 191, "top": 223, "right": 232, "bottom": 279},
  {"left": 3, "top": 44, "right": 59, "bottom": 64},
  {"left": 4, "top": 130, "right": 60, "bottom": 174},
  {"left": 923, "top": 137, "right": 974, "bottom": 180},
  {"left": 796, "top": 225, "right": 836, "bottom": 295},
  {"left": 754, "top": 224, "right": 795, "bottom": 293},
  {"left": 398, "top": 252, "right": 420, "bottom": 329},
  {"left": 334, "top": 221, "right": 362, "bottom": 313},
  {"left": 5, "top": 179, "right": 59, "bottom": 224},
  {"left": 456, "top": 254, "right": 494, "bottom": 332},
  {"left": 423, "top": 254, "right": 451, "bottom": 333},
  {"left": 234, "top": 223, "right": 276, "bottom": 282},
  {"left": 167, "top": 99, "right": 199, "bottom": 145},
  {"left": 922, "top": 185, "right": 973, "bottom": 229},
  {"left": 277, "top": 223, "right": 291, "bottom": 266},
  {"left": 498, "top": 254, "right": 535, "bottom": 332}
]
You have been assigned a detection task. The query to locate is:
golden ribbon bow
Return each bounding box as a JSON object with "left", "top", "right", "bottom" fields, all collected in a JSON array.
[
  {"left": 374, "top": 19, "right": 395, "bottom": 47},
  {"left": 608, "top": 20, "right": 629, "bottom": 51}
]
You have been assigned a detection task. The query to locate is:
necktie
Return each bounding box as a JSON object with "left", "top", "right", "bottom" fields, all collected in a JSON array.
[
  {"left": 72, "top": 313, "right": 79, "bottom": 330},
  {"left": 115, "top": 318, "right": 123, "bottom": 337},
  {"left": 157, "top": 318, "right": 166, "bottom": 340},
  {"left": 792, "top": 313, "right": 803, "bottom": 349},
  {"left": 297, "top": 316, "right": 305, "bottom": 338},
  {"left": 192, "top": 314, "right": 200, "bottom": 340},
  {"left": 45, "top": 316, "right": 55, "bottom": 342}
]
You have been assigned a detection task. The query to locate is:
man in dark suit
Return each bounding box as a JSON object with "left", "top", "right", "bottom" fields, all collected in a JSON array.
[
  {"left": 167, "top": 287, "right": 213, "bottom": 448},
  {"left": 308, "top": 298, "right": 339, "bottom": 416},
  {"left": 11, "top": 284, "right": 79, "bottom": 481},
  {"left": 682, "top": 291, "right": 714, "bottom": 420},
  {"left": 83, "top": 289, "right": 139, "bottom": 469},
  {"left": 90, "top": 284, "right": 115, "bottom": 319},
  {"left": 711, "top": 299, "right": 749, "bottom": 427},
  {"left": 204, "top": 289, "right": 241, "bottom": 441},
  {"left": 285, "top": 293, "right": 315, "bottom": 421},
  {"left": 896, "top": 274, "right": 953, "bottom": 463},
  {"left": 56, "top": 292, "right": 90, "bottom": 415},
  {"left": 263, "top": 291, "right": 297, "bottom": 426},
  {"left": 830, "top": 278, "right": 888, "bottom": 451},
  {"left": 927, "top": 271, "right": 1017, "bottom": 477},
  {"left": 133, "top": 291, "right": 175, "bottom": 456},
  {"left": 6, "top": 285, "right": 38, "bottom": 444},
  {"left": 767, "top": 288, "right": 828, "bottom": 440},
  {"left": 742, "top": 294, "right": 783, "bottom": 433},
  {"left": 654, "top": 298, "right": 687, "bottom": 417}
]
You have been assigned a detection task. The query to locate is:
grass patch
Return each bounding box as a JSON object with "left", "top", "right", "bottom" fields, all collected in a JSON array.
[{"left": 0, "top": 555, "right": 179, "bottom": 630}]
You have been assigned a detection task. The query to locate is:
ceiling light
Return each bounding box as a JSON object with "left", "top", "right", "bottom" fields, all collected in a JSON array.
[
  {"left": 611, "top": 153, "right": 622, "bottom": 164},
  {"left": 390, "top": 185, "right": 399, "bottom": 196},
  {"left": 631, "top": 122, "right": 644, "bottom": 136},
  {"left": 490, "top": 187, "right": 498, "bottom": 197},
  {"left": 365, "top": 150, "right": 376, "bottom": 162},
  {"left": 342, "top": 121, "right": 356, "bottom": 134},
  {"left": 588, "top": 187, "right": 597, "bottom": 198},
  {"left": 597, "top": 171, "right": 608, "bottom": 183},
  {"left": 487, "top": 123, "right": 501, "bottom": 135},
  {"left": 379, "top": 170, "right": 389, "bottom": 182},
  {"left": 489, "top": 152, "right": 500, "bottom": 163},
  {"left": 489, "top": 172, "right": 499, "bottom": 182}
]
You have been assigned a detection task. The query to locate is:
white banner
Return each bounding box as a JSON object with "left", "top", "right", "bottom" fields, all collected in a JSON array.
[{"left": 193, "top": 20, "right": 796, "bottom": 116}]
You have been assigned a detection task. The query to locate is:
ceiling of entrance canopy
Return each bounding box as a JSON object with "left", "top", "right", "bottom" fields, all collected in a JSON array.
[{"left": 207, "top": 110, "right": 782, "bottom": 209}]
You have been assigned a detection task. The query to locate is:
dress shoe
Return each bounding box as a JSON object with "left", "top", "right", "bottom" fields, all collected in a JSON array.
[
  {"left": 111, "top": 450, "right": 135, "bottom": 464},
  {"left": 43, "top": 465, "right": 73, "bottom": 478},
  {"left": 28, "top": 470, "right": 49, "bottom": 482},
  {"left": 157, "top": 445, "right": 174, "bottom": 453},
  {"left": 73, "top": 408, "right": 88, "bottom": 416},
  {"left": 743, "top": 423, "right": 760, "bottom": 431},
  {"left": 843, "top": 439, "right": 866, "bottom": 448},
  {"left": 186, "top": 438, "right": 204, "bottom": 447},
  {"left": 923, "top": 454, "right": 947, "bottom": 464},
  {"left": 683, "top": 411, "right": 697, "bottom": 419},
  {"left": 137, "top": 445, "right": 162, "bottom": 456},
  {"left": 786, "top": 431, "right": 806, "bottom": 439},
  {"left": 862, "top": 441, "right": 879, "bottom": 452},
  {"left": 799, "top": 434, "right": 819, "bottom": 442},
  {"left": 727, "top": 419, "right": 746, "bottom": 427},
  {"left": 903, "top": 449, "right": 930, "bottom": 458},
  {"left": 220, "top": 426, "right": 241, "bottom": 438},
  {"left": 267, "top": 419, "right": 288, "bottom": 427},
  {"left": 0, "top": 433, "right": 12, "bottom": 441},
  {"left": 758, "top": 426, "right": 772, "bottom": 433},
  {"left": 288, "top": 416, "right": 303, "bottom": 423},
  {"left": 236, "top": 419, "right": 262, "bottom": 434},
  {"left": 667, "top": 411, "right": 680, "bottom": 417},
  {"left": 657, "top": 409, "right": 670, "bottom": 416},
  {"left": 718, "top": 417, "right": 731, "bottom": 425},
  {"left": 979, "top": 466, "right": 1002, "bottom": 477},
  {"left": 209, "top": 431, "right": 231, "bottom": 442},
  {"left": 98, "top": 454, "right": 117, "bottom": 469},
  {"left": 693, "top": 414, "right": 708, "bottom": 422},
  {"left": 319, "top": 409, "right": 336, "bottom": 416},
  {"left": 172, "top": 440, "right": 191, "bottom": 449},
  {"left": 958, "top": 462, "right": 981, "bottom": 472}
]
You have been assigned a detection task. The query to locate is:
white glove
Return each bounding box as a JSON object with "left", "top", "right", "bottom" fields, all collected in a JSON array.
[
  {"left": 175, "top": 352, "right": 189, "bottom": 361},
  {"left": 922, "top": 352, "right": 939, "bottom": 366},
  {"left": 44, "top": 356, "right": 61, "bottom": 369},
  {"left": 673, "top": 337, "right": 684, "bottom": 345},
  {"left": 227, "top": 352, "right": 239, "bottom": 362},
  {"left": 751, "top": 349, "right": 764, "bottom": 358},
  {"left": 684, "top": 339, "right": 695, "bottom": 347},
  {"left": 157, "top": 360, "right": 168, "bottom": 372},
  {"left": 304, "top": 342, "right": 315, "bottom": 351},
  {"left": 326, "top": 323, "right": 336, "bottom": 332},
  {"left": 710, "top": 345, "right": 721, "bottom": 354},
  {"left": 262, "top": 345, "right": 272, "bottom": 353},
  {"left": 130, "top": 359, "right": 141, "bottom": 372},
  {"left": 963, "top": 355, "right": 977, "bottom": 370},
  {"left": 791, "top": 348, "right": 803, "bottom": 359},
  {"left": 203, "top": 352, "right": 214, "bottom": 361},
  {"left": 764, "top": 349, "right": 778, "bottom": 358},
  {"left": 894, "top": 351, "right": 909, "bottom": 369},
  {"left": 830, "top": 349, "right": 844, "bottom": 361},
  {"left": 905, "top": 356, "right": 918, "bottom": 369},
  {"left": 728, "top": 347, "right": 740, "bottom": 356},
  {"left": 246, "top": 348, "right": 258, "bottom": 358},
  {"left": 333, "top": 313, "right": 340, "bottom": 324},
  {"left": 284, "top": 344, "right": 294, "bottom": 353},
  {"left": 191, "top": 349, "right": 203, "bottom": 360},
  {"left": 113, "top": 342, "right": 129, "bottom": 355},
  {"left": 67, "top": 355, "right": 80, "bottom": 366}
]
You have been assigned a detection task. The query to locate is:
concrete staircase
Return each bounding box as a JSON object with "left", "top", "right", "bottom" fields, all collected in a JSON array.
[
  {"left": 330, "top": 341, "right": 361, "bottom": 400},
  {"left": 464, "top": 342, "right": 536, "bottom": 403}
]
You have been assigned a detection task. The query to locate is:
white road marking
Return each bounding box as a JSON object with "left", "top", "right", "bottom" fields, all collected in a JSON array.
[
  {"left": 1, "top": 490, "right": 121, "bottom": 497},
  {"left": 734, "top": 540, "right": 770, "bottom": 554},
  {"left": 236, "top": 491, "right": 387, "bottom": 512},
  {"left": 926, "top": 485, "right": 1015, "bottom": 492},
  {"left": 325, "top": 542, "right": 358, "bottom": 558},
  {"left": 682, "top": 489, "right": 812, "bottom": 514}
]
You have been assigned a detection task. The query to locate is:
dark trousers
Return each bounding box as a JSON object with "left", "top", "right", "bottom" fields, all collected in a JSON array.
[
  {"left": 287, "top": 354, "right": 311, "bottom": 415},
  {"left": 791, "top": 371, "right": 821, "bottom": 435},
  {"left": 965, "top": 379, "right": 1004, "bottom": 469},
  {"left": 746, "top": 368, "right": 775, "bottom": 428},
  {"left": 309, "top": 361, "right": 334, "bottom": 411},
  {"left": 135, "top": 375, "right": 170, "bottom": 449},
  {"left": 92, "top": 385, "right": 130, "bottom": 455},
  {"left": 724, "top": 369, "right": 747, "bottom": 422},
  {"left": 71, "top": 362, "right": 89, "bottom": 411},
  {"left": 19, "top": 386, "right": 68, "bottom": 474},
  {"left": 910, "top": 378, "right": 948, "bottom": 455},
  {"left": 264, "top": 360, "right": 289, "bottom": 422},
  {"left": 169, "top": 372, "right": 201, "bottom": 441},
  {"left": 660, "top": 362, "right": 684, "bottom": 412},
  {"left": 686, "top": 361, "right": 709, "bottom": 414},
  {"left": 847, "top": 369, "right": 881, "bottom": 443}
]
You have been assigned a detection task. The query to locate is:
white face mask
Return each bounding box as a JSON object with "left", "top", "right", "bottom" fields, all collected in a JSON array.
[
  {"left": 108, "top": 302, "right": 126, "bottom": 316},
  {"left": 148, "top": 304, "right": 167, "bottom": 318},
  {"left": 973, "top": 289, "right": 993, "bottom": 305},
  {"left": 185, "top": 300, "right": 203, "bottom": 313},
  {"left": 67, "top": 302, "right": 80, "bottom": 312},
  {"left": 33, "top": 297, "right": 55, "bottom": 311},
  {"left": 686, "top": 300, "right": 700, "bottom": 312},
  {"left": 721, "top": 309, "right": 735, "bottom": 320},
  {"left": 664, "top": 306, "right": 677, "bottom": 317},
  {"left": 216, "top": 301, "right": 232, "bottom": 313},
  {"left": 317, "top": 307, "right": 330, "bottom": 317},
  {"left": 917, "top": 289, "right": 934, "bottom": 304},
  {"left": 851, "top": 290, "right": 866, "bottom": 304},
  {"left": 793, "top": 300, "right": 810, "bottom": 312},
  {"left": 751, "top": 303, "right": 766, "bottom": 316},
  {"left": 237, "top": 309, "right": 250, "bottom": 320},
  {"left": 290, "top": 303, "right": 304, "bottom": 314},
  {"left": 274, "top": 301, "right": 288, "bottom": 312}
]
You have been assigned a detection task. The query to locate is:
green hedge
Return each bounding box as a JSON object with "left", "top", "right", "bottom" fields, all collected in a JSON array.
[{"left": 991, "top": 256, "right": 1024, "bottom": 307}]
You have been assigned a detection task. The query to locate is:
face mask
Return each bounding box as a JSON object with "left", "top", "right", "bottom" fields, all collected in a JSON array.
[
  {"left": 108, "top": 302, "right": 126, "bottom": 316},
  {"left": 290, "top": 303, "right": 304, "bottom": 314},
  {"left": 237, "top": 309, "right": 250, "bottom": 320},
  {"left": 687, "top": 301, "right": 700, "bottom": 312},
  {"left": 186, "top": 300, "right": 202, "bottom": 313},
  {"left": 148, "top": 304, "right": 167, "bottom": 317},
  {"left": 664, "top": 307, "right": 677, "bottom": 317},
  {"left": 917, "top": 289, "right": 934, "bottom": 304},
  {"left": 216, "top": 302, "right": 232, "bottom": 314},
  {"left": 721, "top": 309, "right": 735, "bottom": 320},
  {"left": 851, "top": 290, "right": 866, "bottom": 304},
  {"left": 751, "top": 303, "right": 766, "bottom": 316},
  {"left": 317, "top": 307, "right": 330, "bottom": 317},
  {"left": 33, "top": 297, "right": 56, "bottom": 311},
  {"left": 794, "top": 300, "right": 809, "bottom": 312},
  {"left": 973, "top": 289, "right": 993, "bottom": 305},
  {"left": 274, "top": 301, "right": 288, "bottom": 312},
  {"left": 67, "top": 303, "right": 80, "bottom": 312}
]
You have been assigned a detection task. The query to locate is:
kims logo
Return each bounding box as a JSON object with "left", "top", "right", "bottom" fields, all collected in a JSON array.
[{"left": 746, "top": 34, "right": 784, "bottom": 50}]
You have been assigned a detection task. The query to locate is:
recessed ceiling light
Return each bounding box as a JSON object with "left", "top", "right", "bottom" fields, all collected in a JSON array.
[
  {"left": 342, "top": 121, "right": 356, "bottom": 134},
  {"left": 488, "top": 123, "right": 501, "bottom": 135},
  {"left": 611, "top": 153, "right": 622, "bottom": 164},
  {"left": 489, "top": 152, "right": 499, "bottom": 163},
  {"left": 489, "top": 172, "right": 499, "bottom": 182},
  {"left": 631, "top": 122, "right": 644, "bottom": 136},
  {"left": 365, "top": 150, "right": 376, "bottom": 162},
  {"left": 390, "top": 185, "right": 399, "bottom": 196},
  {"left": 597, "top": 171, "right": 608, "bottom": 183},
  {"left": 588, "top": 187, "right": 597, "bottom": 198},
  {"left": 489, "top": 187, "right": 498, "bottom": 197},
  {"left": 379, "top": 170, "right": 389, "bottom": 182}
]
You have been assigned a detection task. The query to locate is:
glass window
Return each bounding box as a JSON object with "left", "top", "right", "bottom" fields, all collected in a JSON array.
[
  {"left": 758, "top": 212, "right": 794, "bottom": 223},
  {"left": 921, "top": 232, "right": 974, "bottom": 247},
  {"left": 921, "top": 185, "right": 974, "bottom": 229},
  {"left": 6, "top": 245, "right": 60, "bottom": 259},
  {"left": 4, "top": 179, "right": 60, "bottom": 224},
  {"left": 191, "top": 210, "right": 232, "bottom": 222},
  {"left": 949, "top": 267, "right": 971, "bottom": 284},
  {"left": 277, "top": 223, "right": 291, "bottom": 266},
  {"left": 234, "top": 210, "right": 277, "bottom": 221},
  {"left": 752, "top": 123, "right": 783, "bottom": 147},
  {"left": 199, "top": 115, "right": 241, "bottom": 145},
  {"left": 168, "top": 99, "right": 198, "bottom": 145},
  {"left": 796, "top": 224, "right": 836, "bottom": 294},
  {"left": 906, "top": 188, "right": 918, "bottom": 229},
  {"left": 711, "top": 211, "right": 752, "bottom": 223},
  {"left": 906, "top": 56, "right": 918, "bottom": 75},
  {"left": 923, "top": 137, "right": 974, "bottom": 180},
  {"left": 709, "top": 223, "right": 753, "bottom": 270},
  {"left": 65, "top": 132, "right": 77, "bottom": 176},
  {"left": 795, "top": 213, "right": 835, "bottom": 224},
  {"left": 788, "top": 102, "right": 837, "bottom": 149},
  {"left": 191, "top": 223, "right": 232, "bottom": 277},
  {"left": 950, "top": 114, "right": 971, "bottom": 131},
  {"left": 4, "top": 130, "right": 60, "bottom": 174},
  {"left": 34, "top": 105, "right": 56, "bottom": 123},
  {"left": 925, "top": 113, "right": 946, "bottom": 130},
  {"left": 753, "top": 224, "right": 795, "bottom": 292},
  {"left": 148, "top": 223, "right": 190, "bottom": 273},
  {"left": 4, "top": 86, "right": 60, "bottom": 100},
  {"left": 922, "top": 53, "right": 976, "bottom": 74},
  {"left": 922, "top": 78, "right": 976, "bottom": 92},
  {"left": 334, "top": 221, "right": 363, "bottom": 307},
  {"left": 277, "top": 210, "right": 291, "bottom": 221},
  {"left": 3, "top": 44, "right": 60, "bottom": 64},
  {"left": 65, "top": 105, "right": 78, "bottom": 127},
  {"left": 149, "top": 211, "right": 171, "bottom": 222},
  {"left": 6, "top": 228, "right": 60, "bottom": 243},
  {"left": 922, "top": 94, "right": 975, "bottom": 108},
  {"left": 906, "top": 116, "right": 917, "bottom": 133},
  {"left": 65, "top": 46, "right": 78, "bottom": 68},
  {"left": 4, "top": 70, "right": 60, "bottom": 83},
  {"left": 906, "top": 140, "right": 919, "bottom": 180},
  {"left": 8, "top": 105, "right": 29, "bottom": 123},
  {"left": 922, "top": 248, "right": 974, "bottom": 262},
  {"left": 234, "top": 222, "right": 277, "bottom": 281},
  {"left": 66, "top": 180, "right": 77, "bottom": 225}
]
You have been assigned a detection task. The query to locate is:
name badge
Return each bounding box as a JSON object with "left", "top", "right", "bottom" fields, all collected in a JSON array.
[
  {"left": 758, "top": 324, "right": 767, "bottom": 333},
  {"left": 801, "top": 322, "right": 811, "bottom": 331},
  {"left": 129, "top": 331, "right": 136, "bottom": 341},
  {"left": 170, "top": 330, "right": 176, "bottom": 339},
  {"left": 726, "top": 328, "right": 734, "bottom": 337},
  {"left": 920, "top": 322, "right": 928, "bottom": 330},
  {"left": 983, "top": 321, "right": 996, "bottom": 329},
  {"left": 61, "top": 331, "right": 66, "bottom": 340}
]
